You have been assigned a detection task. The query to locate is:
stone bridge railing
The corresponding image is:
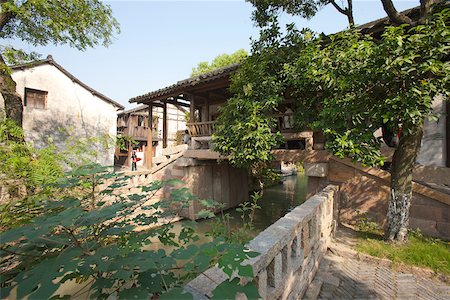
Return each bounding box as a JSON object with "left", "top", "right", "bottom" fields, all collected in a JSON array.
[{"left": 185, "top": 185, "right": 338, "bottom": 299}]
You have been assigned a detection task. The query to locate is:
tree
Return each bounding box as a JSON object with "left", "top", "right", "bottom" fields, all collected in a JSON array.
[
  {"left": 0, "top": 0, "right": 120, "bottom": 127},
  {"left": 214, "top": 3, "right": 449, "bottom": 242},
  {"left": 248, "top": 0, "right": 354, "bottom": 27},
  {"left": 191, "top": 49, "right": 248, "bottom": 77},
  {"left": 285, "top": 10, "right": 449, "bottom": 241}
]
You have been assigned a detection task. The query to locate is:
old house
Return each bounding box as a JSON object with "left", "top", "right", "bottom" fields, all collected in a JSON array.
[
  {"left": 0, "top": 55, "right": 124, "bottom": 166},
  {"left": 115, "top": 104, "right": 187, "bottom": 169}
]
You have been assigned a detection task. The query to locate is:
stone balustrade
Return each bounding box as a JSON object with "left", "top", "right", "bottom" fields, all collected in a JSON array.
[{"left": 185, "top": 185, "right": 338, "bottom": 299}]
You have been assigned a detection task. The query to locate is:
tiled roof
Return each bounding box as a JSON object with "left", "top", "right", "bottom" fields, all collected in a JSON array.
[
  {"left": 129, "top": 63, "right": 238, "bottom": 103},
  {"left": 119, "top": 104, "right": 148, "bottom": 115},
  {"left": 12, "top": 55, "right": 125, "bottom": 110}
]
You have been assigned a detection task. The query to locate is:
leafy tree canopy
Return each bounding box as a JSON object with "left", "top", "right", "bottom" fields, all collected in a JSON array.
[
  {"left": 191, "top": 48, "right": 248, "bottom": 77},
  {"left": 214, "top": 6, "right": 449, "bottom": 241},
  {"left": 0, "top": 0, "right": 120, "bottom": 64},
  {"left": 248, "top": 0, "right": 354, "bottom": 27},
  {"left": 0, "top": 0, "right": 120, "bottom": 126}
]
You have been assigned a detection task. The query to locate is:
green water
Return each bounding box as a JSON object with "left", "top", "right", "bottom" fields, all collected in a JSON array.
[
  {"left": 191, "top": 174, "right": 308, "bottom": 236},
  {"left": 145, "top": 175, "right": 309, "bottom": 251},
  {"left": 251, "top": 174, "right": 308, "bottom": 230}
]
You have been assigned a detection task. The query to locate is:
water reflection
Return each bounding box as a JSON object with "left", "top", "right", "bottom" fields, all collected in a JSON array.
[
  {"left": 174, "top": 175, "right": 308, "bottom": 238},
  {"left": 251, "top": 174, "right": 307, "bottom": 230}
]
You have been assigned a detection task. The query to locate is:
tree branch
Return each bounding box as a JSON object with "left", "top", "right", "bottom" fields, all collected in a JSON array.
[
  {"left": 329, "top": 0, "right": 347, "bottom": 15},
  {"left": 0, "top": 0, "right": 16, "bottom": 32},
  {"left": 419, "top": 0, "right": 441, "bottom": 23},
  {"left": 380, "top": 0, "right": 415, "bottom": 25},
  {"left": 328, "top": 0, "right": 354, "bottom": 27}
]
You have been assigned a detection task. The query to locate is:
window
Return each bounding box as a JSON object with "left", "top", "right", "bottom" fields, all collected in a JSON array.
[{"left": 25, "top": 88, "right": 48, "bottom": 109}]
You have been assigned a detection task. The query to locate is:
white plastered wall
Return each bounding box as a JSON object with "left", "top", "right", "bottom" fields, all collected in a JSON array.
[
  {"left": 12, "top": 64, "right": 119, "bottom": 166},
  {"left": 153, "top": 104, "right": 186, "bottom": 156}
]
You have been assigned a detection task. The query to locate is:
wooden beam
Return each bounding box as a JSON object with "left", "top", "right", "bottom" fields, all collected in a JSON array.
[
  {"left": 146, "top": 104, "right": 153, "bottom": 169},
  {"left": 165, "top": 99, "right": 190, "bottom": 108},
  {"left": 188, "top": 78, "right": 231, "bottom": 94},
  {"left": 163, "top": 101, "right": 168, "bottom": 148}
]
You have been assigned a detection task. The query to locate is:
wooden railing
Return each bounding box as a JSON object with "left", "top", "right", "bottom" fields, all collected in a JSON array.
[
  {"left": 187, "top": 121, "right": 215, "bottom": 137},
  {"left": 122, "top": 126, "right": 158, "bottom": 140},
  {"left": 272, "top": 112, "right": 295, "bottom": 132}
]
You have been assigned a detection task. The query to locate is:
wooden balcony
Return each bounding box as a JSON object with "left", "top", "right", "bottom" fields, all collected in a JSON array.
[
  {"left": 186, "top": 113, "right": 295, "bottom": 138},
  {"left": 121, "top": 126, "right": 158, "bottom": 141},
  {"left": 187, "top": 121, "right": 215, "bottom": 137}
]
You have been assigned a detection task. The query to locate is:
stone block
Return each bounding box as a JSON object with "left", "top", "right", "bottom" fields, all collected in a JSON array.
[
  {"left": 411, "top": 204, "right": 445, "bottom": 222},
  {"left": 175, "top": 157, "right": 200, "bottom": 167},
  {"left": 256, "top": 269, "right": 267, "bottom": 299},
  {"left": 161, "top": 144, "right": 188, "bottom": 156},
  {"left": 303, "top": 278, "right": 323, "bottom": 300},
  {"left": 267, "top": 253, "right": 282, "bottom": 288},
  {"left": 170, "top": 168, "right": 185, "bottom": 178},
  {"left": 185, "top": 267, "right": 227, "bottom": 298},
  {"left": 409, "top": 218, "right": 438, "bottom": 237},
  {"left": 328, "top": 160, "right": 356, "bottom": 182},
  {"left": 304, "top": 162, "right": 328, "bottom": 178},
  {"left": 436, "top": 222, "right": 450, "bottom": 240},
  {"left": 152, "top": 155, "right": 168, "bottom": 164}
]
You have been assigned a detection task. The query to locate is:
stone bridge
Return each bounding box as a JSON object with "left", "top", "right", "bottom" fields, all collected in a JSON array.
[{"left": 185, "top": 185, "right": 338, "bottom": 300}]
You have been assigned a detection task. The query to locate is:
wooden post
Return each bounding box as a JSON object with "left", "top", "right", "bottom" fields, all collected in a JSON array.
[
  {"left": 163, "top": 101, "right": 168, "bottom": 148},
  {"left": 201, "top": 98, "right": 209, "bottom": 122},
  {"left": 146, "top": 104, "right": 153, "bottom": 169},
  {"left": 190, "top": 95, "right": 195, "bottom": 123}
]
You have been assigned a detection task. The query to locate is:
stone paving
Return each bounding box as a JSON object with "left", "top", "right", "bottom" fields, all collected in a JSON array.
[
  {"left": 314, "top": 249, "right": 450, "bottom": 300},
  {"left": 305, "top": 226, "right": 450, "bottom": 300}
]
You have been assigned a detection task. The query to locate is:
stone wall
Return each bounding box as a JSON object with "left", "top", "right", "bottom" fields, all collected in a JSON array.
[
  {"left": 329, "top": 157, "right": 450, "bottom": 240},
  {"left": 165, "top": 158, "right": 249, "bottom": 220},
  {"left": 185, "top": 185, "right": 338, "bottom": 299}
]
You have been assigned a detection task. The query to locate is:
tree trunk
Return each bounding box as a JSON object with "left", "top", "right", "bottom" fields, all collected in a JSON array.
[
  {"left": 384, "top": 125, "right": 423, "bottom": 242},
  {"left": 0, "top": 54, "right": 23, "bottom": 127}
]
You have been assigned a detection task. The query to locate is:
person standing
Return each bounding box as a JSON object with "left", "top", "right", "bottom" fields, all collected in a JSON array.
[
  {"left": 131, "top": 150, "right": 137, "bottom": 171},
  {"left": 183, "top": 129, "right": 190, "bottom": 145}
]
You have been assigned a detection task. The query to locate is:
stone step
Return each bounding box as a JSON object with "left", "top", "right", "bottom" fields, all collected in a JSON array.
[{"left": 303, "top": 278, "right": 323, "bottom": 300}]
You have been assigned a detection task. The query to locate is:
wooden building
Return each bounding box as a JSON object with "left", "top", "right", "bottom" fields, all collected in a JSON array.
[
  {"left": 115, "top": 104, "right": 187, "bottom": 169},
  {"left": 129, "top": 64, "right": 321, "bottom": 169}
]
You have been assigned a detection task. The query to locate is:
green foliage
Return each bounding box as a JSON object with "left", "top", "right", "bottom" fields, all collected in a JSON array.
[
  {"left": 288, "top": 10, "right": 449, "bottom": 166},
  {"left": 116, "top": 135, "right": 138, "bottom": 151},
  {"left": 0, "top": 117, "right": 63, "bottom": 229},
  {"left": 0, "top": 165, "right": 259, "bottom": 299},
  {"left": 208, "top": 191, "right": 262, "bottom": 244},
  {"left": 356, "top": 228, "right": 450, "bottom": 275},
  {"left": 213, "top": 25, "right": 292, "bottom": 172},
  {"left": 191, "top": 49, "right": 248, "bottom": 76},
  {"left": 218, "top": 8, "right": 450, "bottom": 169},
  {"left": 355, "top": 211, "right": 383, "bottom": 235},
  {"left": 0, "top": 0, "right": 120, "bottom": 52},
  {"left": 247, "top": 0, "right": 329, "bottom": 27}
]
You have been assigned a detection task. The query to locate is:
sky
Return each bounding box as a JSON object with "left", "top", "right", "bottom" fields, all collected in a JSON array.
[{"left": 7, "top": 0, "right": 419, "bottom": 109}]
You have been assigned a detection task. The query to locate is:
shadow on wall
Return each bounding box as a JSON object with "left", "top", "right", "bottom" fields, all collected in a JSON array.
[
  {"left": 25, "top": 112, "right": 115, "bottom": 167},
  {"left": 338, "top": 174, "right": 389, "bottom": 228},
  {"left": 337, "top": 165, "right": 450, "bottom": 240}
]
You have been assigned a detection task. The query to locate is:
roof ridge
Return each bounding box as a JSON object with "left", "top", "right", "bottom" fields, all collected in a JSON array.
[{"left": 11, "top": 55, "right": 124, "bottom": 110}]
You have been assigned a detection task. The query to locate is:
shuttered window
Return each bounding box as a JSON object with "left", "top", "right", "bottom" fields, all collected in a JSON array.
[{"left": 25, "top": 88, "right": 48, "bottom": 109}]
